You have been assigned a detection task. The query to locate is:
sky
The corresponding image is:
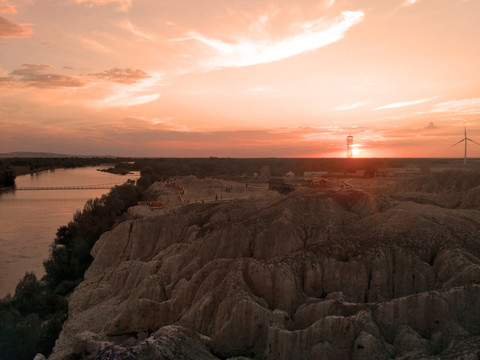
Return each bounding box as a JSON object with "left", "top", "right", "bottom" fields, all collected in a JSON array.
[{"left": 1, "top": 0, "right": 480, "bottom": 158}]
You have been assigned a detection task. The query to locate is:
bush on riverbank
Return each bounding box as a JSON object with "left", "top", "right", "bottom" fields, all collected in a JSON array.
[
  {"left": 0, "top": 272, "right": 66, "bottom": 360},
  {"left": 0, "top": 180, "right": 142, "bottom": 359},
  {"left": 44, "top": 180, "right": 140, "bottom": 294},
  {"left": 0, "top": 168, "right": 15, "bottom": 187}
]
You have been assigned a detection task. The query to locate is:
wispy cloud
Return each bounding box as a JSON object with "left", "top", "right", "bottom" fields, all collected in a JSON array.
[
  {"left": 80, "top": 36, "right": 112, "bottom": 54},
  {"left": 120, "top": 20, "right": 156, "bottom": 41},
  {"left": 185, "top": 10, "right": 364, "bottom": 68},
  {"left": 94, "top": 72, "right": 164, "bottom": 107},
  {"left": 430, "top": 98, "right": 480, "bottom": 114},
  {"left": 324, "top": 0, "right": 335, "bottom": 9},
  {"left": 248, "top": 86, "right": 277, "bottom": 93},
  {"left": 374, "top": 97, "right": 435, "bottom": 110},
  {"left": 127, "top": 116, "right": 192, "bottom": 132},
  {"left": 0, "top": 16, "right": 32, "bottom": 38},
  {"left": 74, "top": 0, "right": 132, "bottom": 12},
  {"left": 401, "top": 0, "right": 421, "bottom": 7},
  {"left": 333, "top": 101, "right": 368, "bottom": 111}
]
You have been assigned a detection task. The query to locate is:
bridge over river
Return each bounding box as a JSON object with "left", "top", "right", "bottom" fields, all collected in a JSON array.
[{"left": 14, "top": 183, "right": 119, "bottom": 191}]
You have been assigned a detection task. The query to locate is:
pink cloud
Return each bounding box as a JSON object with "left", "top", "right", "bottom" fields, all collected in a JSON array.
[
  {"left": 0, "top": 1, "right": 16, "bottom": 14},
  {"left": 8, "top": 65, "right": 154, "bottom": 89},
  {"left": 0, "top": 16, "right": 32, "bottom": 38},
  {"left": 90, "top": 68, "right": 151, "bottom": 84},
  {"left": 0, "top": 76, "right": 13, "bottom": 86},
  {"left": 11, "top": 64, "right": 85, "bottom": 88}
]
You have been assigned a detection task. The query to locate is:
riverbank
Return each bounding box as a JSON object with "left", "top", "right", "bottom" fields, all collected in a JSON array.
[
  {"left": 0, "top": 157, "right": 136, "bottom": 190},
  {"left": 1, "top": 156, "right": 129, "bottom": 176},
  {"left": 0, "top": 167, "right": 140, "bottom": 299},
  {"left": 97, "top": 167, "right": 133, "bottom": 175},
  {"left": 0, "top": 174, "right": 141, "bottom": 360}
]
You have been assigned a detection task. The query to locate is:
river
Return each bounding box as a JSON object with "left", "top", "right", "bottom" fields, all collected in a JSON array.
[{"left": 0, "top": 166, "right": 139, "bottom": 298}]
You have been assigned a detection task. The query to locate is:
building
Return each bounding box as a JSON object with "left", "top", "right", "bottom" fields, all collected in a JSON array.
[
  {"left": 268, "top": 177, "right": 295, "bottom": 194},
  {"left": 304, "top": 171, "right": 328, "bottom": 177},
  {"left": 303, "top": 177, "right": 336, "bottom": 189}
]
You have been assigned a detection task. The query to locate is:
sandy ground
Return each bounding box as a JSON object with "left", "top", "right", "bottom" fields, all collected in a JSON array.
[
  {"left": 128, "top": 174, "right": 418, "bottom": 219},
  {"left": 129, "top": 176, "right": 274, "bottom": 218},
  {"left": 343, "top": 176, "right": 401, "bottom": 195}
]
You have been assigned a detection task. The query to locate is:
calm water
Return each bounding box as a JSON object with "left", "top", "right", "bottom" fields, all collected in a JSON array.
[{"left": 0, "top": 166, "right": 139, "bottom": 298}]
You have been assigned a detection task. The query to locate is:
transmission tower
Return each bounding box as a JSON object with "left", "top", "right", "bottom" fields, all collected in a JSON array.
[{"left": 346, "top": 135, "right": 354, "bottom": 158}]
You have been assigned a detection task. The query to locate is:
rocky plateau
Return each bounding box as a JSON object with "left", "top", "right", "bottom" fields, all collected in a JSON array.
[{"left": 49, "top": 180, "right": 480, "bottom": 359}]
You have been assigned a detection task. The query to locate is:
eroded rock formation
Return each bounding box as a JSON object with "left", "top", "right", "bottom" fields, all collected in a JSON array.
[{"left": 50, "top": 186, "right": 480, "bottom": 359}]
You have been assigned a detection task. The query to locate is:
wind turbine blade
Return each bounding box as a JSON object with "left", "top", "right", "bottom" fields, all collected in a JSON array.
[
  {"left": 467, "top": 138, "right": 480, "bottom": 145},
  {"left": 452, "top": 138, "right": 466, "bottom": 146}
]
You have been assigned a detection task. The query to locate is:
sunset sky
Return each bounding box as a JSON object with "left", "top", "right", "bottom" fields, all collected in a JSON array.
[{"left": 1, "top": 0, "right": 480, "bottom": 157}]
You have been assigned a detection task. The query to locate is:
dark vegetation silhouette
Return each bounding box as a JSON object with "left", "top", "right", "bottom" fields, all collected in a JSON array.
[
  {"left": 0, "top": 157, "right": 131, "bottom": 187},
  {"left": 0, "top": 168, "right": 15, "bottom": 187},
  {"left": 133, "top": 157, "right": 406, "bottom": 185},
  {"left": 1, "top": 156, "right": 121, "bottom": 171}
]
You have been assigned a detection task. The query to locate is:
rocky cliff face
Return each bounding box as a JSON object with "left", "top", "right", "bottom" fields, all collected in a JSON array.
[{"left": 50, "top": 187, "right": 480, "bottom": 359}]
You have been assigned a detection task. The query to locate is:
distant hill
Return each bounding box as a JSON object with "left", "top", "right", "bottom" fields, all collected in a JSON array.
[
  {"left": 0, "top": 152, "right": 70, "bottom": 158},
  {"left": 0, "top": 152, "right": 115, "bottom": 158}
]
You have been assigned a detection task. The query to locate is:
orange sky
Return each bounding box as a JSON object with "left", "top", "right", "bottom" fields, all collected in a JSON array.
[{"left": 1, "top": 0, "right": 480, "bottom": 157}]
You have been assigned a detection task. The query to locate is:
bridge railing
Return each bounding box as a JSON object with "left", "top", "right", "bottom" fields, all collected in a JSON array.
[{"left": 14, "top": 183, "right": 119, "bottom": 191}]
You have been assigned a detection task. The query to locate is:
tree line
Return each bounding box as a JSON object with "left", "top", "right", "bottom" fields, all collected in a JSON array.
[{"left": 0, "top": 157, "right": 131, "bottom": 187}]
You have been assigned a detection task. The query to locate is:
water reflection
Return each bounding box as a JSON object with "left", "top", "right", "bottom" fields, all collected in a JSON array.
[{"left": 0, "top": 166, "right": 139, "bottom": 297}]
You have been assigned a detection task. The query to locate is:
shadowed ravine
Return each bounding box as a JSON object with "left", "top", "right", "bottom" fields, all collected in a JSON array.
[{"left": 49, "top": 186, "right": 480, "bottom": 359}]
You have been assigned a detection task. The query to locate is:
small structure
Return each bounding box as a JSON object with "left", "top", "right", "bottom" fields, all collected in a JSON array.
[
  {"left": 138, "top": 201, "right": 164, "bottom": 209},
  {"left": 304, "top": 171, "right": 328, "bottom": 177},
  {"left": 304, "top": 177, "right": 336, "bottom": 189},
  {"left": 268, "top": 177, "right": 295, "bottom": 194},
  {"left": 347, "top": 135, "right": 354, "bottom": 158}
]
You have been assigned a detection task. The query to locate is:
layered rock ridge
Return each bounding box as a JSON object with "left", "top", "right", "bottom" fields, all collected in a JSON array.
[{"left": 50, "top": 188, "right": 480, "bottom": 359}]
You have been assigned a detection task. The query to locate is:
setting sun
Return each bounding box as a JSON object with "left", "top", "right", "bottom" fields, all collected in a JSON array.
[{"left": 351, "top": 146, "right": 361, "bottom": 157}]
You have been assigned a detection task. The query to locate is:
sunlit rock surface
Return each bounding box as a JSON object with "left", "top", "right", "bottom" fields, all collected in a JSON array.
[{"left": 50, "top": 187, "right": 480, "bottom": 359}]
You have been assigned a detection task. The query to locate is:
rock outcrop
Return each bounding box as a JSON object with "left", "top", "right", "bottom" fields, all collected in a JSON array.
[{"left": 50, "top": 186, "right": 480, "bottom": 359}]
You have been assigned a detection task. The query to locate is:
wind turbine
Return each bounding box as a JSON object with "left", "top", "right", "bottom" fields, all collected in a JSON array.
[{"left": 452, "top": 125, "right": 480, "bottom": 169}]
